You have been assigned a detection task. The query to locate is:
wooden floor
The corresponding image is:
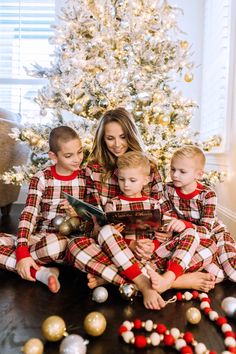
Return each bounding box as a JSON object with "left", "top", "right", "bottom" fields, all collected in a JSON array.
[{"left": 0, "top": 205, "right": 235, "bottom": 354}]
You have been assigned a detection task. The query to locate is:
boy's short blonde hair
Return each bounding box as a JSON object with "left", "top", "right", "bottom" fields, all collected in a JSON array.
[
  {"left": 117, "top": 151, "right": 150, "bottom": 175},
  {"left": 172, "top": 145, "right": 206, "bottom": 168}
]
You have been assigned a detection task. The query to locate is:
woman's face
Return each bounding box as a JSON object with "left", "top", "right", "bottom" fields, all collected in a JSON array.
[{"left": 104, "top": 122, "right": 129, "bottom": 157}]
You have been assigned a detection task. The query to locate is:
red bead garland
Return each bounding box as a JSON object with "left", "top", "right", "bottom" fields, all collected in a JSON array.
[{"left": 119, "top": 291, "right": 236, "bottom": 353}]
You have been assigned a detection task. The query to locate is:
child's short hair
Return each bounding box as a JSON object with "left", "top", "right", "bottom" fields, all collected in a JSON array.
[
  {"left": 49, "top": 126, "right": 80, "bottom": 154},
  {"left": 117, "top": 151, "right": 150, "bottom": 175},
  {"left": 172, "top": 145, "right": 206, "bottom": 168}
]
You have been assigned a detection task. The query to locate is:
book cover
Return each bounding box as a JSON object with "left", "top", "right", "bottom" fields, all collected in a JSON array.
[
  {"left": 63, "top": 192, "right": 107, "bottom": 225},
  {"left": 106, "top": 209, "right": 162, "bottom": 239}
]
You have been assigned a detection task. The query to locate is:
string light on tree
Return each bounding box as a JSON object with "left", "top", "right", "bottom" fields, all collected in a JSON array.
[{"left": 1, "top": 0, "right": 224, "bottom": 186}]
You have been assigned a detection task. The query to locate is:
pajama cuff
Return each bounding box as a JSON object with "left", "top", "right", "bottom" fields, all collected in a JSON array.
[
  {"left": 167, "top": 260, "right": 183, "bottom": 279},
  {"left": 15, "top": 246, "right": 31, "bottom": 262},
  {"left": 121, "top": 262, "right": 142, "bottom": 280},
  {"left": 153, "top": 239, "right": 160, "bottom": 251},
  {"left": 125, "top": 239, "right": 132, "bottom": 246},
  {"left": 183, "top": 221, "right": 194, "bottom": 229}
]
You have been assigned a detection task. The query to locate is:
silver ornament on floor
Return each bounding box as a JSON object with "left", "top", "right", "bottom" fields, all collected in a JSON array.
[
  {"left": 119, "top": 283, "right": 138, "bottom": 301},
  {"left": 52, "top": 215, "right": 66, "bottom": 230},
  {"left": 59, "top": 334, "right": 88, "bottom": 354},
  {"left": 221, "top": 297, "right": 236, "bottom": 318},
  {"left": 92, "top": 286, "right": 108, "bottom": 303}
]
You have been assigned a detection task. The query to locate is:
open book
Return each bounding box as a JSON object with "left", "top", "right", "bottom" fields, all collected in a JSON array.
[{"left": 63, "top": 192, "right": 162, "bottom": 238}]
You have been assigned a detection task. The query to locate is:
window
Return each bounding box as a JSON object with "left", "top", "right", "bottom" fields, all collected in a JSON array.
[
  {"left": 200, "top": 0, "right": 233, "bottom": 151},
  {"left": 0, "top": 0, "right": 55, "bottom": 123}
]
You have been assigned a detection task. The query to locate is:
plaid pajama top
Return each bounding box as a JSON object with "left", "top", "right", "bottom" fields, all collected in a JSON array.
[
  {"left": 17, "top": 165, "right": 93, "bottom": 248},
  {"left": 105, "top": 195, "right": 172, "bottom": 242},
  {"left": 164, "top": 181, "right": 226, "bottom": 237},
  {"left": 85, "top": 160, "right": 164, "bottom": 209}
]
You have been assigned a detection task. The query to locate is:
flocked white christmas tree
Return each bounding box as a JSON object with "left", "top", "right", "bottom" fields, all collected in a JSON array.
[{"left": 1, "top": 0, "right": 223, "bottom": 186}]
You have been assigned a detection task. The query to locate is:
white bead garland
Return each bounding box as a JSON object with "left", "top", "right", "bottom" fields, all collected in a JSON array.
[
  {"left": 145, "top": 320, "right": 153, "bottom": 331},
  {"left": 209, "top": 311, "right": 219, "bottom": 321},
  {"left": 149, "top": 332, "right": 160, "bottom": 346},
  {"left": 195, "top": 342, "right": 207, "bottom": 354},
  {"left": 175, "top": 338, "right": 186, "bottom": 350}
]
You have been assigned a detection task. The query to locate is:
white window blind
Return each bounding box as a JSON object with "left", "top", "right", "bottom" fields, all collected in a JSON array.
[
  {"left": 0, "top": 0, "right": 55, "bottom": 123},
  {"left": 200, "top": 0, "right": 232, "bottom": 150}
]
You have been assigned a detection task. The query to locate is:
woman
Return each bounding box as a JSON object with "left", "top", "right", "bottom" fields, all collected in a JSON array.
[{"left": 67, "top": 108, "right": 216, "bottom": 306}]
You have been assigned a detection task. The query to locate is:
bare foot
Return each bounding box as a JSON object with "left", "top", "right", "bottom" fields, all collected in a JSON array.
[
  {"left": 87, "top": 273, "right": 108, "bottom": 289},
  {"left": 172, "top": 272, "right": 216, "bottom": 292},
  {"left": 142, "top": 288, "right": 166, "bottom": 310},
  {"left": 148, "top": 268, "right": 175, "bottom": 293},
  {"left": 47, "top": 268, "right": 60, "bottom": 293}
]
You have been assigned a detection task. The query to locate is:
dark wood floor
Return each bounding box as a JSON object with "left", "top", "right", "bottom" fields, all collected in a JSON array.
[{"left": 0, "top": 205, "right": 235, "bottom": 354}]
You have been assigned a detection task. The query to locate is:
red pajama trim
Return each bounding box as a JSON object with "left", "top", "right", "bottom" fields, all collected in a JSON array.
[
  {"left": 167, "top": 260, "right": 183, "bottom": 279},
  {"left": 121, "top": 262, "right": 142, "bottom": 280},
  {"left": 15, "top": 246, "right": 31, "bottom": 262},
  {"left": 182, "top": 221, "right": 194, "bottom": 229}
]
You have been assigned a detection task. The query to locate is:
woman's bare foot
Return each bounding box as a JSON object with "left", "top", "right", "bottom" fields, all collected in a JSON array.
[
  {"left": 87, "top": 273, "right": 108, "bottom": 289},
  {"left": 172, "top": 272, "right": 216, "bottom": 292},
  {"left": 148, "top": 268, "right": 175, "bottom": 293},
  {"left": 47, "top": 268, "right": 60, "bottom": 293}
]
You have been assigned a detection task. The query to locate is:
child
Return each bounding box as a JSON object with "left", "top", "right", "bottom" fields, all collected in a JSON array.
[
  {"left": 0, "top": 126, "right": 91, "bottom": 292},
  {"left": 163, "top": 145, "right": 236, "bottom": 282},
  {"left": 102, "top": 151, "right": 217, "bottom": 293}
]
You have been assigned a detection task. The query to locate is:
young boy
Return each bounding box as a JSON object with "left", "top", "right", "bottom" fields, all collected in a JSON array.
[
  {"left": 0, "top": 126, "right": 90, "bottom": 292},
  {"left": 162, "top": 145, "right": 236, "bottom": 282},
  {"left": 86, "top": 151, "right": 217, "bottom": 295}
]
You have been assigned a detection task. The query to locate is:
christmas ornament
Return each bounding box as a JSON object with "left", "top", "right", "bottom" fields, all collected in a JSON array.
[
  {"left": 68, "top": 217, "right": 81, "bottom": 231},
  {"left": 73, "top": 102, "right": 83, "bottom": 114},
  {"left": 52, "top": 215, "right": 66, "bottom": 230},
  {"left": 186, "top": 307, "right": 201, "bottom": 324},
  {"left": 41, "top": 315, "right": 67, "bottom": 342},
  {"left": 119, "top": 291, "right": 236, "bottom": 353},
  {"left": 59, "top": 334, "right": 88, "bottom": 354},
  {"left": 84, "top": 312, "right": 107, "bottom": 337},
  {"left": 221, "top": 297, "right": 236, "bottom": 318},
  {"left": 184, "top": 73, "right": 194, "bottom": 82},
  {"left": 59, "top": 220, "right": 73, "bottom": 236},
  {"left": 180, "top": 40, "right": 189, "bottom": 49},
  {"left": 22, "top": 338, "right": 44, "bottom": 354},
  {"left": 158, "top": 114, "right": 171, "bottom": 126},
  {"left": 92, "top": 286, "right": 108, "bottom": 303},
  {"left": 29, "top": 136, "right": 40, "bottom": 147},
  {"left": 119, "top": 283, "right": 138, "bottom": 301}
]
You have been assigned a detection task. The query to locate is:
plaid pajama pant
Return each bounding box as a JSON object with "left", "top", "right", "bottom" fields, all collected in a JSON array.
[
  {"left": 67, "top": 225, "right": 218, "bottom": 286},
  {"left": 0, "top": 232, "right": 69, "bottom": 272}
]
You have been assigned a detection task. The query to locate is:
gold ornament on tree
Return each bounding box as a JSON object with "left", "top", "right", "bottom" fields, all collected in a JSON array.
[
  {"left": 180, "top": 40, "right": 189, "bottom": 49},
  {"left": 184, "top": 73, "right": 194, "bottom": 82}
]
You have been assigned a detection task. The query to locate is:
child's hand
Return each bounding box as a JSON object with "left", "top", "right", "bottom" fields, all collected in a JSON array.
[
  {"left": 91, "top": 215, "right": 101, "bottom": 237},
  {"left": 154, "top": 231, "right": 173, "bottom": 243},
  {"left": 60, "top": 199, "right": 77, "bottom": 217},
  {"left": 16, "top": 257, "right": 39, "bottom": 281},
  {"left": 133, "top": 239, "right": 154, "bottom": 260},
  {"left": 166, "top": 219, "right": 186, "bottom": 233},
  {"left": 113, "top": 223, "right": 125, "bottom": 233}
]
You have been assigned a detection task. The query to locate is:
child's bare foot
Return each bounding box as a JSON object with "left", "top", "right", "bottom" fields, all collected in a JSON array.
[
  {"left": 172, "top": 272, "right": 215, "bottom": 292},
  {"left": 87, "top": 273, "right": 108, "bottom": 289},
  {"left": 142, "top": 288, "right": 166, "bottom": 310},
  {"left": 47, "top": 268, "right": 60, "bottom": 293},
  {"left": 148, "top": 268, "right": 175, "bottom": 293}
]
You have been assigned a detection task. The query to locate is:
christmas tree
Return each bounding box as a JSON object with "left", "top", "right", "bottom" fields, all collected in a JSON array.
[{"left": 1, "top": 0, "right": 223, "bottom": 186}]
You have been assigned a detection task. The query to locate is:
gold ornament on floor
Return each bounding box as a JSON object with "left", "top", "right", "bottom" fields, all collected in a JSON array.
[
  {"left": 41, "top": 315, "right": 67, "bottom": 342},
  {"left": 84, "top": 312, "right": 107, "bottom": 336},
  {"left": 22, "top": 338, "right": 44, "bottom": 354},
  {"left": 52, "top": 215, "right": 66, "bottom": 230},
  {"left": 68, "top": 217, "right": 81, "bottom": 232},
  {"left": 186, "top": 307, "right": 201, "bottom": 324},
  {"left": 184, "top": 73, "right": 194, "bottom": 82},
  {"left": 59, "top": 220, "right": 73, "bottom": 236}
]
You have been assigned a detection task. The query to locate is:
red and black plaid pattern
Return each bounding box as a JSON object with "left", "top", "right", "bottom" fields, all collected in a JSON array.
[
  {"left": 164, "top": 182, "right": 236, "bottom": 281},
  {"left": 0, "top": 232, "right": 69, "bottom": 271},
  {"left": 85, "top": 161, "right": 164, "bottom": 209},
  {"left": 17, "top": 166, "right": 89, "bottom": 247}
]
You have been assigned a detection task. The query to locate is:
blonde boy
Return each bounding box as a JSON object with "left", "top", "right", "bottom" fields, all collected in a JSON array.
[{"left": 163, "top": 145, "right": 236, "bottom": 282}]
